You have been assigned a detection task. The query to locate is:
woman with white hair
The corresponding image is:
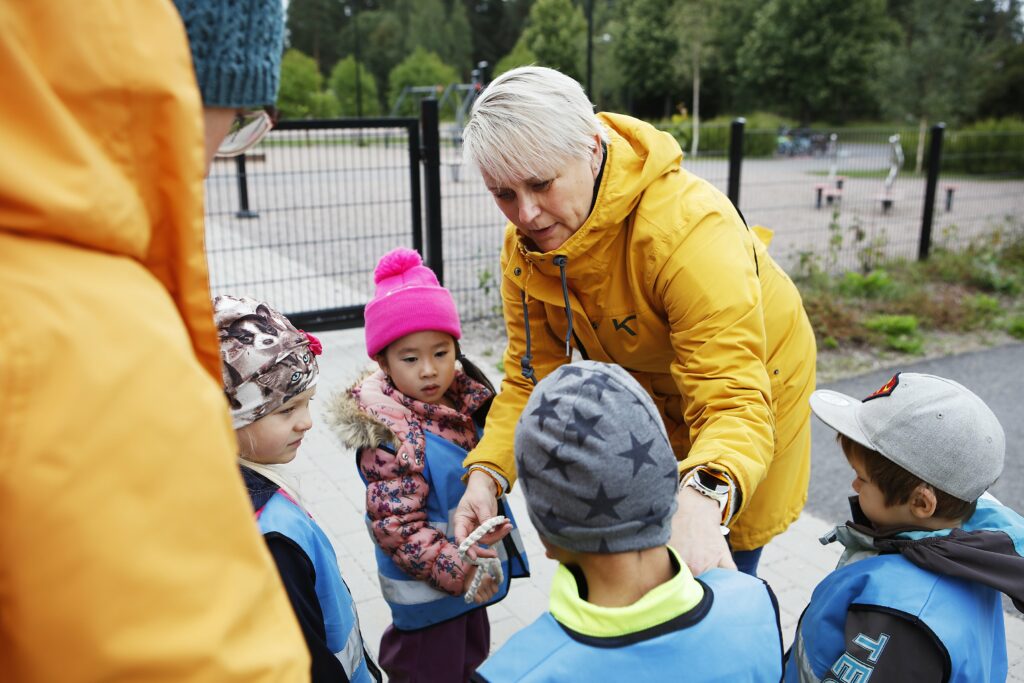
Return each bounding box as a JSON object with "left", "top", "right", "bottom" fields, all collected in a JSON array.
[{"left": 452, "top": 66, "right": 817, "bottom": 576}]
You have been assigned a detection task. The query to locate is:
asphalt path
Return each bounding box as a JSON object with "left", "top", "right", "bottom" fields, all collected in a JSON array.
[{"left": 805, "top": 342, "right": 1024, "bottom": 524}]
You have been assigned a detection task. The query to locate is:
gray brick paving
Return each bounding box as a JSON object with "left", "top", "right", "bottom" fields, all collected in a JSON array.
[{"left": 278, "top": 326, "right": 1023, "bottom": 678}]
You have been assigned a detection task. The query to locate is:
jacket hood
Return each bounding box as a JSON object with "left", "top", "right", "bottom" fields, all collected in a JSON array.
[
  {"left": 0, "top": 2, "right": 221, "bottom": 378},
  {"left": 828, "top": 496, "right": 1024, "bottom": 612},
  {"left": 325, "top": 370, "right": 398, "bottom": 452},
  {"left": 514, "top": 112, "right": 682, "bottom": 274}
]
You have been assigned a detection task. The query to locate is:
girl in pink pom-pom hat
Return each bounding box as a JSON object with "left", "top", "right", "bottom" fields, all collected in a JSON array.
[{"left": 327, "top": 248, "right": 530, "bottom": 682}]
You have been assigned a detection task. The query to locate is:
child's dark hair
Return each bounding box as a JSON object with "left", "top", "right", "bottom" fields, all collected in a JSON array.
[
  {"left": 456, "top": 342, "right": 495, "bottom": 428},
  {"left": 837, "top": 434, "right": 977, "bottom": 520}
]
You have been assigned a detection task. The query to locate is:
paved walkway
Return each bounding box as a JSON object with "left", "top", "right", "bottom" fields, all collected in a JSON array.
[{"left": 279, "top": 326, "right": 1024, "bottom": 680}]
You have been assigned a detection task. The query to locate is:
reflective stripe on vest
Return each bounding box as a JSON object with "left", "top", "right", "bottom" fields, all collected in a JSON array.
[
  {"left": 361, "top": 430, "right": 530, "bottom": 630},
  {"left": 477, "top": 569, "right": 782, "bottom": 682},
  {"left": 787, "top": 551, "right": 1006, "bottom": 682},
  {"left": 256, "top": 491, "right": 376, "bottom": 683}
]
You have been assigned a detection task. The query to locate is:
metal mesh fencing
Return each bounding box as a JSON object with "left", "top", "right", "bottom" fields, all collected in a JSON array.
[{"left": 204, "top": 120, "right": 420, "bottom": 328}]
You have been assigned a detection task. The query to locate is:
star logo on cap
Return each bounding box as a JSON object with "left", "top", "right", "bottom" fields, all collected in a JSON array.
[
  {"left": 613, "top": 432, "right": 659, "bottom": 476},
  {"left": 541, "top": 443, "right": 574, "bottom": 480},
  {"left": 530, "top": 393, "right": 561, "bottom": 430},
  {"left": 582, "top": 483, "right": 627, "bottom": 521},
  {"left": 539, "top": 506, "right": 571, "bottom": 533},
  {"left": 567, "top": 407, "right": 604, "bottom": 446},
  {"left": 636, "top": 505, "right": 663, "bottom": 532},
  {"left": 581, "top": 372, "right": 620, "bottom": 400},
  {"left": 558, "top": 365, "right": 586, "bottom": 379}
]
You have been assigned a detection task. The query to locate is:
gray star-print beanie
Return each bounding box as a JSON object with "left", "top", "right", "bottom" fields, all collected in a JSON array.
[{"left": 514, "top": 361, "right": 679, "bottom": 554}]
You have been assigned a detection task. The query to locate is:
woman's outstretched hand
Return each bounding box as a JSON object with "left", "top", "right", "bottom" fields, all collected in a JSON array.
[
  {"left": 453, "top": 470, "right": 511, "bottom": 558},
  {"left": 670, "top": 486, "right": 738, "bottom": 575}
]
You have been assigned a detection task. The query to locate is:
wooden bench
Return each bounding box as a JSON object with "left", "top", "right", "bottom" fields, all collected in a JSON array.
[{"left": 815, "top": 183, "right": 843, "bottom": 209}]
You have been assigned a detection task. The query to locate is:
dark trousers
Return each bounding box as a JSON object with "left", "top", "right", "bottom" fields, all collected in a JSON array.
[
  {"left": 379, "top": 608, "right": 490, "bottom": 683},
  {"left": 732, "top": 547, "right": 765, "bottom": 576}
]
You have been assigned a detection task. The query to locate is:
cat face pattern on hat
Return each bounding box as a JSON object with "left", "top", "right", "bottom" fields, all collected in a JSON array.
[
  {"left": 214, "top": 296, "right": 320, "bottom": 429},
  {"left": 514, "top": 361, "right": 679, "bottom": 554}
]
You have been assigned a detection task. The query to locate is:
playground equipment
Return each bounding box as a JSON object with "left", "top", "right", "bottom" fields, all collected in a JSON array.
[
  {"left": 877, "top": 133, "right": 904, "bottom": 213},
  {"left": 388, "top": 62, "right": 488, "bottom": 182},
  {"left": 814, "top": 133, "right": 844, "bottom": 209}
]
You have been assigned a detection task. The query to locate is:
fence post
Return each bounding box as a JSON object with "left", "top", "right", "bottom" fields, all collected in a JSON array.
[
  {"left": 918, "top": 122, "right": 945, "bottom": 261},
  {"left": 234, "top": 154, "right": 258, "bottom": 219},
  {"left": 420, "top": 98, "right": 444, "bottom": 284},
  {"left": 727, "top": 117, "right": 745, "bottom": 209}
]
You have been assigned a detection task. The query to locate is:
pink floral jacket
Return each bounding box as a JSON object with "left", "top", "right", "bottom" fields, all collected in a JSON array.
[{"left": 328, "top": 369, "right": 492, "bottom": 596}]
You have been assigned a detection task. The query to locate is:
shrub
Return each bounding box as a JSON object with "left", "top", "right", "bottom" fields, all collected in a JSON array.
[
  {"left": 942, "top": 119, "right": 1024, "bottom": 176},
  {"left": 660, "top": 112, "right": 788, "bottom": 159},
  {"left": 277, "top": 49, "right": 324, "bottom": 120},
  {"left": 329, "top": 56, "right": 381, "bottom": 117},
  {"left": 865, "top": 314, "right": 924, "bottom": 354},
  {"left": 837, "top": 270, "right": 894, "bottom": 298},
  {"left": 387, "top": 48, "right": 459, "bottom": 118},
  {"left": 1008, "top": 316, "right": 1024, "bottom": 340}
]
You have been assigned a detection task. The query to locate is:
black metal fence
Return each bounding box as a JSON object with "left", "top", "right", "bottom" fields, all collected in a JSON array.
[{"left": 204, "top": 108, "right": 1024, "bottom": 329}]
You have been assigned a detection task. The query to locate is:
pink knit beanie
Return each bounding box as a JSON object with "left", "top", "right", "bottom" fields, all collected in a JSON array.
[{"left": 364, "top": 248, "right": 461, "bottom": 358}]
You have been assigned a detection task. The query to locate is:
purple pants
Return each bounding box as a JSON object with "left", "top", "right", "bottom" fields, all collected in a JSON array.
[{"left": 379, "top": 608, "right": 490, "bottom": 683}]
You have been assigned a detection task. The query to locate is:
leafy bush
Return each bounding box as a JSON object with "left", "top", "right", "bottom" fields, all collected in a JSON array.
[
  {"left": 388, "top": 48, "right": 459, "bottom": 118},
  {"left": 659, "top": 112, "right": 788, "bottom": 159},
  {"left": 1008, "top": 316, "right": 1024, "bottom": 340},
  {"left": 966, "top": 294, "right": 1001, "bottom": 327},
  {"left": 865, "top": 314, "right": 924, "bottom": 354},
  {"left": 942, "top": 119, "right": 1024, "bottom": 176},
  {"left": 837, "top": 270, "right": 895, "bottom": 298},
  {"left": 494, "top": 40, "right": 537, "bottom": 77},
  {"left": 329, "top": 56, "right": 381, "bottom": 117},
  {"left": 277, "top": 49, "right": 325, "bottom": 120}
]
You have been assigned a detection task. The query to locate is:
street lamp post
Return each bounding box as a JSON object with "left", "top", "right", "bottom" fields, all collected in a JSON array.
[
  {"left": 586, "top": 0, "right": 593, "bottom": 97},
  {"left": 345, "top": 4, "right": 363, "bottom": 117}
]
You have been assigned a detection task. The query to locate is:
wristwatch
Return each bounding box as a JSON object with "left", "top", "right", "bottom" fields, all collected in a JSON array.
[{"left": 680, "top": 466, "right": 737, "bottom": 528}]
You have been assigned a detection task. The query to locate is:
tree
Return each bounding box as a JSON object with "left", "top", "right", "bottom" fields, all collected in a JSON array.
[
  {"left": 736, "top": 0, "right": 894, "bottom": 123},
  {"left": 308, "top": 90, "right": 342, "bottom": 118},
  {"left": 387, "top": 47, "right": 460, "bottom": 116},
  {"left": 277, "top": 49, "right": 326, "bottom": 119},
  {"left": 706, "top": 0, "right": 762, "bottom": 114},
  {"left": 286, "top": 0, "right": 346, "bottom": 74},
  {"left": 876, "top": 0, "right": 987, "bottom": 171},
  {"left": 494, "top": 39, "right": 538, "bottom": 77},
  {"left": 670, "top": 0, "right": 718, "bottom": 156},
  {"left": 616, "top": 0, "right": 680, "bottom": 117},
  {"left": 520, "top": 0, "right": 587, "bottom": 81},
  {"left": 354, "top": 9, "right": 408, "bottom": 112},
  {"left": 329, "top": 56, "right": 382, "bottom": 116},
  {"left": 465, "top": 0, "right": 535, "bottom": 70}
]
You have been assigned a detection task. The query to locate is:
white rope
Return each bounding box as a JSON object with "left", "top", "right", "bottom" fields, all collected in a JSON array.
[{"left": 458, "top": 516, "right": 508, "bottom": 604}]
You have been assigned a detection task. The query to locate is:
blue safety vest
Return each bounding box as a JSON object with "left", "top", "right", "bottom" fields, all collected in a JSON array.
[
  {"left": 787, "top": 537, "right": 1007, "bottom": 681},
  {"left": 476, "top": 568, "right": 782, "bottom": 682},
  {"left": 256, "top": 490, "right": 377, "bottom": 683},
  {"left": 361, "top": 430, "right": 530, "bottom": 631}
]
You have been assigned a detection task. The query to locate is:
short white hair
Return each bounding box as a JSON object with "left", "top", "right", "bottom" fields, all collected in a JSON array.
[{"left": 462, "top": 66, "right": 608, "bottom": 186}]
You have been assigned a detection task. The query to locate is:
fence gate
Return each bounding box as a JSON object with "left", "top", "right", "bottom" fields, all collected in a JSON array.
[{"left": 203, "top": 117, "right": 424, "bottom": 331}]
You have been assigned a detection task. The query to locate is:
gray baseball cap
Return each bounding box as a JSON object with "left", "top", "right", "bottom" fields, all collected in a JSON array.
[
  {"left": 810, "top": 372, "right": 1005, "bottom": 501},
  {"left": 513, "top": 361, "right": 679, "bottom": 554}
]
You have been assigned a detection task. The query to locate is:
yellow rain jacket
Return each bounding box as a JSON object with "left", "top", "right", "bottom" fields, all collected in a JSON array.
[
  {"left": 0, "top": 2, "right": 309, "bottom": 680},
  {"left": 465, "top": 113, "right": 816, "bottom": 550}
]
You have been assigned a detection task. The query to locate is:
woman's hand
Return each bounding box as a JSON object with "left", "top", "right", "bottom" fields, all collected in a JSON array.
[
  {"left": 669, "top": 486, "right": 737, "bottom": 575},
  {"left": 453, "top": 471, "right": 511, "bottom": 557}
]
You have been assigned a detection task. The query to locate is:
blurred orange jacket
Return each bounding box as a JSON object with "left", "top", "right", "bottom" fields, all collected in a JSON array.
[{"left": 0, "top": 1, "right": 309, "bottom": 680}]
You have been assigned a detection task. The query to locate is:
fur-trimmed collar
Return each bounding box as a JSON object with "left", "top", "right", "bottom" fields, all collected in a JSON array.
[{"left": 325, "top": 369, "right": 397, "bottom": 452}]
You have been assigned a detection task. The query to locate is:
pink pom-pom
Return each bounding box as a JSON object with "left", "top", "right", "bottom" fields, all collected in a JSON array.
[{"left": 374, "top": 248, "right": 423, "bottom": 284}]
